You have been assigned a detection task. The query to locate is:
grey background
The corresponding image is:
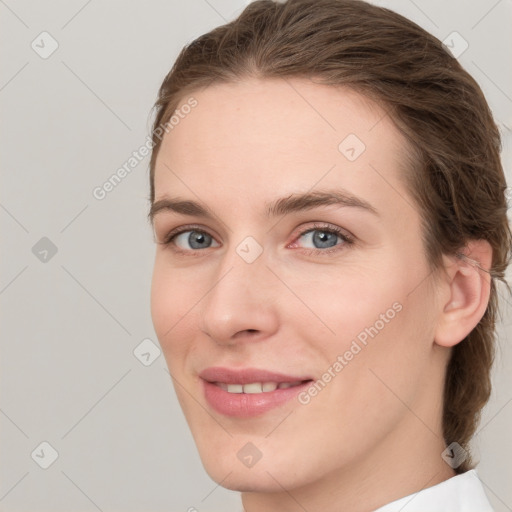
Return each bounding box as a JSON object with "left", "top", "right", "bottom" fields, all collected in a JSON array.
[{"left": 1, "top": 0, "right": 511, "bottom": 510}]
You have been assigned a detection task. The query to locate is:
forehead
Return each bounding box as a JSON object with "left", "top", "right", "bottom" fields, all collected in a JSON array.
[{"left": 153, "top": 77, "right": 414, "bottom": 221}]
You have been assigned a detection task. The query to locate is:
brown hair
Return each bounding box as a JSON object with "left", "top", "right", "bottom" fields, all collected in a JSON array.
[{"left": 148, "top": 0, "right": 511, "bottom": 472}]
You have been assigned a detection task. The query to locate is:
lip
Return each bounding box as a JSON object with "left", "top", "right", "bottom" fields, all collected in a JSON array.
[{"left": 199, "top": 366, "right": 314, "bottom": 418}]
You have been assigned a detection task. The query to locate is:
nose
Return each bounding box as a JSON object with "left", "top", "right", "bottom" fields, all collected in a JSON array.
[{"left": 199, "top": 245, "right": 279, "bottom": 346}]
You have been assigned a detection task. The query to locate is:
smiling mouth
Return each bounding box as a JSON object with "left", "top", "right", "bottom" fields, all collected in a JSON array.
[
  {"left": 213, "top": 380, "right": 312, "bottom": 394},
  {"left": 202, "top": 371, "right": 315, "bottom": 417}
]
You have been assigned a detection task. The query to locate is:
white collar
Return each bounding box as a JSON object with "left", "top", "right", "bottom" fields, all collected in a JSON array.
[{"left": 373, "top": 469, "right": 494, "bottom": 511}]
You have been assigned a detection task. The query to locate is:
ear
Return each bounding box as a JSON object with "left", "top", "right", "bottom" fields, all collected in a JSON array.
[{"left": 434, "top": 239, "right": 493, "bottom": 348}]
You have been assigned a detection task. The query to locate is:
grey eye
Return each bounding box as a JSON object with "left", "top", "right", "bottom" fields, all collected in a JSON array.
[
  {"left": 174, "top": 230, "right": 219, "bottom": 250},
  {"left": 299, "top": 229, "right": 340, "bottom": 249}
]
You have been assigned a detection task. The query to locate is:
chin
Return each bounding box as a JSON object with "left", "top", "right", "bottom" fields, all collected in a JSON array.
[
  {"left": 195, "top": 440, "right": 313, "bottom": 493},
  {"left": 202, "top": 461, "right": 290, "bottom": 493}
]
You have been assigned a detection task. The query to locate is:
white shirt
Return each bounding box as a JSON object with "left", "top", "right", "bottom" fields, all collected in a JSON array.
[{"left": 373, "top": 469, "right": 494, "bottom": 511}]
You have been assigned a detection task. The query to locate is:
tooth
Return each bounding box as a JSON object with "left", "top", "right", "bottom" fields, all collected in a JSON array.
[
  {"left": 220, "top": 381, "right": 300, "bottom": 393},
  {"left": 262, "top": 382, "right": 278, "bottom": 392},
  {"left": 243, "top": 382, "right": 263, "bottom": 394}
]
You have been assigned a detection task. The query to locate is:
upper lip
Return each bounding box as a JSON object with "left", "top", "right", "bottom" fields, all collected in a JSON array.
[{"left": 199, "top": 367, "right": 313, "bottom": 384}]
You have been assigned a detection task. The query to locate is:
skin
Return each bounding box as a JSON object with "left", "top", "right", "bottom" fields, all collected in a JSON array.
[{"left": 149, "top": 77, "right": 492, "bottom": 512}]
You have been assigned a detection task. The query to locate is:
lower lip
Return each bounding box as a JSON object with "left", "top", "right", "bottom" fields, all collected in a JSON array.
[{"left": 202, "top": 380, "right": 312, "bottom": 418}]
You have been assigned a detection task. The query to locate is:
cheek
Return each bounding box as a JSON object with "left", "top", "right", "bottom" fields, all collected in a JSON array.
[
  {"left": 150, "top": 261, "right": 194, "bottom": 357},
  {"left": 298, "top": 265, "right": 399, "bottom": 345},
  {"left": 309, "top": 260, "right": 434, "bottom": 392}
]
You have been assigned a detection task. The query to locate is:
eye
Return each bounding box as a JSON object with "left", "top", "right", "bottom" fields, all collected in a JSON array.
[
  {"left": 290, "top": 223, "right": 354, "bottom": 255},
  {"left": 160, "top": 225, "right": 220, "bottom": 253}
]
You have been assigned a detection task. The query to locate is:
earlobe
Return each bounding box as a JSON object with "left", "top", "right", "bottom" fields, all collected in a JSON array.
[{"left": 434, "top": 240, "right": 493, "bottom": 348}]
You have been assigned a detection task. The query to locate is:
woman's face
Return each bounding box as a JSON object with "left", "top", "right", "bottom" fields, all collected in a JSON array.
[{"left": 150, "top": 78, "right": 448, "bottom": 493}]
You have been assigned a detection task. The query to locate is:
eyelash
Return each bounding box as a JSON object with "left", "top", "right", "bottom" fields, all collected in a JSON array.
[{"left": 158, "top": 222, "right": 355, "bottom": 257}]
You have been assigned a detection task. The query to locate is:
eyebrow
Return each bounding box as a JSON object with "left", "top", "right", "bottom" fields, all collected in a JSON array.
[{"left": 148, "top": 189, "right": 379, "bottom": 224}]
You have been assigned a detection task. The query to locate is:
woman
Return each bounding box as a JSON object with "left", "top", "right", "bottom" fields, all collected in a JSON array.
[{"left": 147, "top": 0, "right": 510, "bottom": 510}]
